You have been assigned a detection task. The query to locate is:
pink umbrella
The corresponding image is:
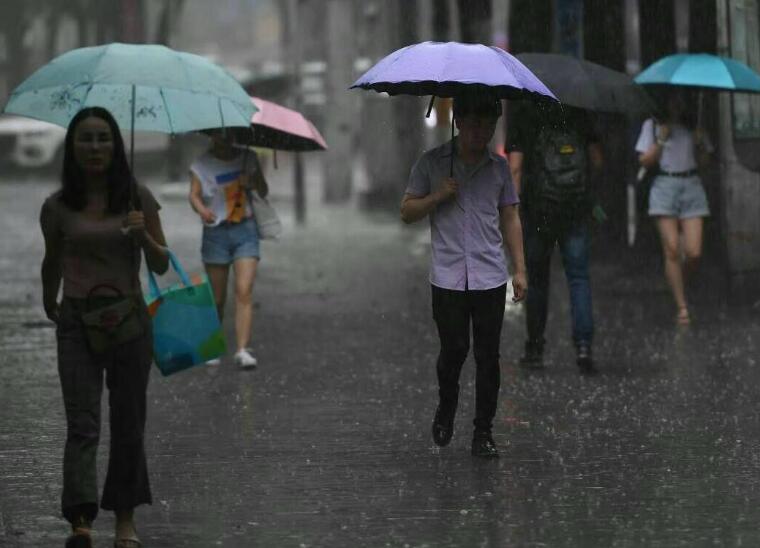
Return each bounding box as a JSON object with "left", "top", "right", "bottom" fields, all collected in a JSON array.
[{"left": 249, "top": 96, "right": 327, "bottom": 152}]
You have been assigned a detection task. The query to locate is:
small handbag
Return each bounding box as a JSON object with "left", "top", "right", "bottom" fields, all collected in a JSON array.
[
  {"left": 240, "top": 147, "right": 282, "bottom": 240},
  {"left": 81, "top": 284, "right": 144, "bottom": 354},
  {"left": 250, "top": 189, "right": 283, "bottom": 240}
]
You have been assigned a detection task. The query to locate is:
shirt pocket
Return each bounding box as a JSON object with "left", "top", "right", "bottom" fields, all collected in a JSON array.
[{"left": 470, "top": 167, "right": 503, "bottom": 216}]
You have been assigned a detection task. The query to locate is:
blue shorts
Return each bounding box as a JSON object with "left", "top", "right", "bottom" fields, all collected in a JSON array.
[
  {"left": 648, "top": 174, "right": 710, "bottom": 219},
  {"left": 201, "top": 217, "right": 260, "bottom": 265}
]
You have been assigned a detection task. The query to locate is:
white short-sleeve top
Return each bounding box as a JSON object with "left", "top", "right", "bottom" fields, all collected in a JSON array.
[
  {"left": 190, "top": 151, "right": 260, "bottom": 227},
  {"left": 635, "top": 118, "right": 713, "bottom": 173}
]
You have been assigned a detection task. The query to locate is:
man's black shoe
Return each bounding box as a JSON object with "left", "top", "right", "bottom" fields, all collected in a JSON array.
[
  {"left": 576, "top": 344, "right": 596, "bottom": 374},
  {"left": 471, "top": 431, "right": 499, "bottom": 458},
  {"left": 519, "top": 340, "right": 544, "bottom": 368},
  {"left": 431, "top": 406, "right": 454, "bottom": 447}
]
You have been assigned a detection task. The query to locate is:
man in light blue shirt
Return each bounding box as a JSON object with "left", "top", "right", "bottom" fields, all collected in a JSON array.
[{"left": 401, "top": 93, "right": 527, "bottom": 458}]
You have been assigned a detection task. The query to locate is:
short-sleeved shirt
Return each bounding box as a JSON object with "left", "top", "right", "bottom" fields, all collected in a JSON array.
[
  {"left": 406, "top": 139, "right": 519, "bottom": 291},
  {"left": 635, "top": 118, "right": 713, "bottom": 173},
  {"left": 505, "top": 103, "right": 599, "bottom": 217},
  {"left": 190, "top": 151, "right": 261, "bottom": 227},
  {"left": 41, "top": 185, "right": 161, "bottom": 299}
]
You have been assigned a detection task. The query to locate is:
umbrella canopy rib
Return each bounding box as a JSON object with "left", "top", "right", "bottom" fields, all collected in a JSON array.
[{"left": 159, "top": 88, "right": 175, "bottom": 135}]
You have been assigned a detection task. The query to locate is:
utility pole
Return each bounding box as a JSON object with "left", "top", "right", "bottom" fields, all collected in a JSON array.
[{"left": 323, "top": 0, "right": 354, "bottom": 203}]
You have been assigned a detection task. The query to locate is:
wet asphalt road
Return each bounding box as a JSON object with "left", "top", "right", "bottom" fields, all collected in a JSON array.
[{"left": 1, "top": 175, "right": 760, "bottom": 547}]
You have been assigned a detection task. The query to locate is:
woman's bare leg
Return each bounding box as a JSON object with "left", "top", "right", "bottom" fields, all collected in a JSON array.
[
  {"left": 233, "top": 258, "right": 259, "bottom": 352},
  {"left": 655, "top": 216, "right": 688, "bottom": 318},
  {"left": 680, "top": 216, "right": 704, "bottom": 283},
  {"left": 205, "top": 263, "right": 230, "bottom": 322}
]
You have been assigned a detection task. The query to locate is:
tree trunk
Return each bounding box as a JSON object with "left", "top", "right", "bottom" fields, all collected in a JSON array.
[
  {"left": 457, "top": 0, "right": 491, "bottom": 43},
  {"left": 432, "top": 0, "right": 450, "bottom": 40},
  {"left": 323, "top": 0, "right": 355, "bottom": 203}
]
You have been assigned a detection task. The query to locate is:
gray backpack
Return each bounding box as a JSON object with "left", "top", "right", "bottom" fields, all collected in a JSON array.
[{"left": 535, "top": 125, "right": 588, "bottom": 204}]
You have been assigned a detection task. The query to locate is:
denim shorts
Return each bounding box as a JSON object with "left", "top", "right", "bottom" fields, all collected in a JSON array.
[
  {"left": 648, "top": 174, "right": 710, "bottom": 219},
  {"left": 201, "top": 217, "right": 260, "bottom": 264}
]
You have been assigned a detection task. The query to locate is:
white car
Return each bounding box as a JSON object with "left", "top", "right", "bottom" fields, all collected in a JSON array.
[
  {"left": 0, "top": 115, "right": 65, "bottom": 169},
  {"left": 0, "top": 114, "right": 171, "bottom": 171}
]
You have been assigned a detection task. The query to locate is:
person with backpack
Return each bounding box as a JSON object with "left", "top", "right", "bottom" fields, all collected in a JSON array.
[{"left": 506, "top": 103, "right": 604, "bottom": 373}]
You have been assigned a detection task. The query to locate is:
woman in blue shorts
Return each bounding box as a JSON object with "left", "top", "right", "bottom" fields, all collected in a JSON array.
[
  {"left": 189, "top": 129, "right": 268, "bottom": 367},
  {"left": 636, "top": 90, "right": 713, "bottom": 325}
]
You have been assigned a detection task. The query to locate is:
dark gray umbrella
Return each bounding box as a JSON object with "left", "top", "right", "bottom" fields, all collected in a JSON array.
[{"left": 516, "top": 53, "right": 655, "bottom": 116}]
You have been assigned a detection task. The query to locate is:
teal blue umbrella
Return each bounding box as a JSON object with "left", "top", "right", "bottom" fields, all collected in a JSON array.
[
  {"left": 2, "top": 42, "right": 256, "bottom": 134},
  {"left": 3, "top": 43, "right": 256, "bottom": 208},
  {"left": 628, "top": 53, "right": 760, "bottom": 248},
  {"left": 634, "top": 53, "right": 760, "bottom": 92}
]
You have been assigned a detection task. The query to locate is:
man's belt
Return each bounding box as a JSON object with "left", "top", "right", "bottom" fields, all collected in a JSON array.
[{"left": 658, "top": 168, "right": 698, "bottom": 178}]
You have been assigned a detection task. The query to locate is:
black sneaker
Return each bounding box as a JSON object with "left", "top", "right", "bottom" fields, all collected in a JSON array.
[
  {"left": 519, "top": 339, "right": 544, "bottom": 368},
  {"left": 576, "top": 344, "right": 596, "bottom": 375},
  {"left": 431, "top": 405, "right": 455, "bottom": 447},
  {"left": 471, "top": 431, "right": 499, "bottom": 458}
]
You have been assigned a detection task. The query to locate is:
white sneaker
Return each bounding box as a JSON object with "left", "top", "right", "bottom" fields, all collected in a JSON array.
[
  {"left": 204, "top": 358, "right": 222, "bottom": 366},
  {"left": 234, "top": 349, "right": 257, "bottom": 369}
]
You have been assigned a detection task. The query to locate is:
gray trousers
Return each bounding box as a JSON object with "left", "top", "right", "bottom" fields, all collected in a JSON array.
[{"left": 56, "top": 297, "right": 153, "bottom": 525}]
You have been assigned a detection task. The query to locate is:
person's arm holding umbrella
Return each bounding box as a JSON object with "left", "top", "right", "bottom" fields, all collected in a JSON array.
[
  {"left": 584, "top": 113, "right": 606, "bottom": 222},
  {"left": 638, "top": 118, "right": 668, "bottom": 169},
  {"left": 585, "top": 109, "right": 604, "bottom": 172},
  {"left": 125, "top": 190, "right": 170, "bottom": 275},
  {"left": 242, "top": 151, "right": 269, "bottom": 198},
  {"left": 505, "top": 104, "right": 527, "bottom": 197},
  {"left": 400, "top": 156, "right": 457, "bottom": 224}
]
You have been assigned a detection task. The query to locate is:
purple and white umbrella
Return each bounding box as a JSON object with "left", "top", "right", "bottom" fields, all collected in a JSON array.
[
  {"left": 351, "top": 41, "right": 557, "bottom": 102},
  {"left": 351, "top": 41, "right": 557, "bottom": 175}
]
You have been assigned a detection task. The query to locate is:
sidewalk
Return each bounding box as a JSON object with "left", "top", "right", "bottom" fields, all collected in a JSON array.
[{"left": 1, "top": 179, "right": 760, "bottom": 547}]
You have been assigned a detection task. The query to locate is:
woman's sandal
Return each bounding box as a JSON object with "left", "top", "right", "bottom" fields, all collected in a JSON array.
[
  {"left": 114, "top": 535, "right": 142, "bottom": 548},
  {"left": 676, "top": 307, "right": 691, "bottom": 325},
  {"left": 65, "top": 527, "right": 92, "bottom": 548}
]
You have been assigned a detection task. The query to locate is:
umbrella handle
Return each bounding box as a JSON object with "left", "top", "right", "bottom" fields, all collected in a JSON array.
[
  {"left": 697, "top": 90, "right": 704, "bottom": 129},
  {"left": 426, "top": 96, "right": 435, "bottom": 118},
  {"left": 450, "top": 111, "right": 454, "bottom": 177},
  {"left": 129, "top": 84, "right": 136, "bottom": 210}
]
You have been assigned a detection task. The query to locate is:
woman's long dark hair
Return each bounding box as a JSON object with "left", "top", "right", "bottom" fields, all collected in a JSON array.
[
  {"left": 650, "top": 87, "right": 697, "bottom": 129},
  {"left": 59, "top": 107, "right": 139, "bottom": 212}
]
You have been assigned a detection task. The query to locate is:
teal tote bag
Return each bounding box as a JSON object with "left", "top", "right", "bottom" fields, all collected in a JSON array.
[{"left": 145, "top": 250, "right": 226, "bottom": 375}]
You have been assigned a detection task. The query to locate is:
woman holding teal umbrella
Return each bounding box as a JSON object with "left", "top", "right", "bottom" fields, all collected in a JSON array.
[
  {"left": 4, "top": 42, "right": 256, "bottom": 546},
  {"left": 41, "top": 107, "right": 168, "bottom": 548},
  {"left": 633, "top": 52, "right": 760, "bottom": 325},
  {"left": 635, "top": 89, "right": 713, "bottom": 325}
]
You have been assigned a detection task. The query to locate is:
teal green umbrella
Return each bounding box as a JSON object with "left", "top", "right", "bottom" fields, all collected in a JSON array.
[
  {"left": 2, "top": 42, "right": 256, "bottom": 134},
  {"left": 634, "top": 53, "right": 760, "bottom": 92}
]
